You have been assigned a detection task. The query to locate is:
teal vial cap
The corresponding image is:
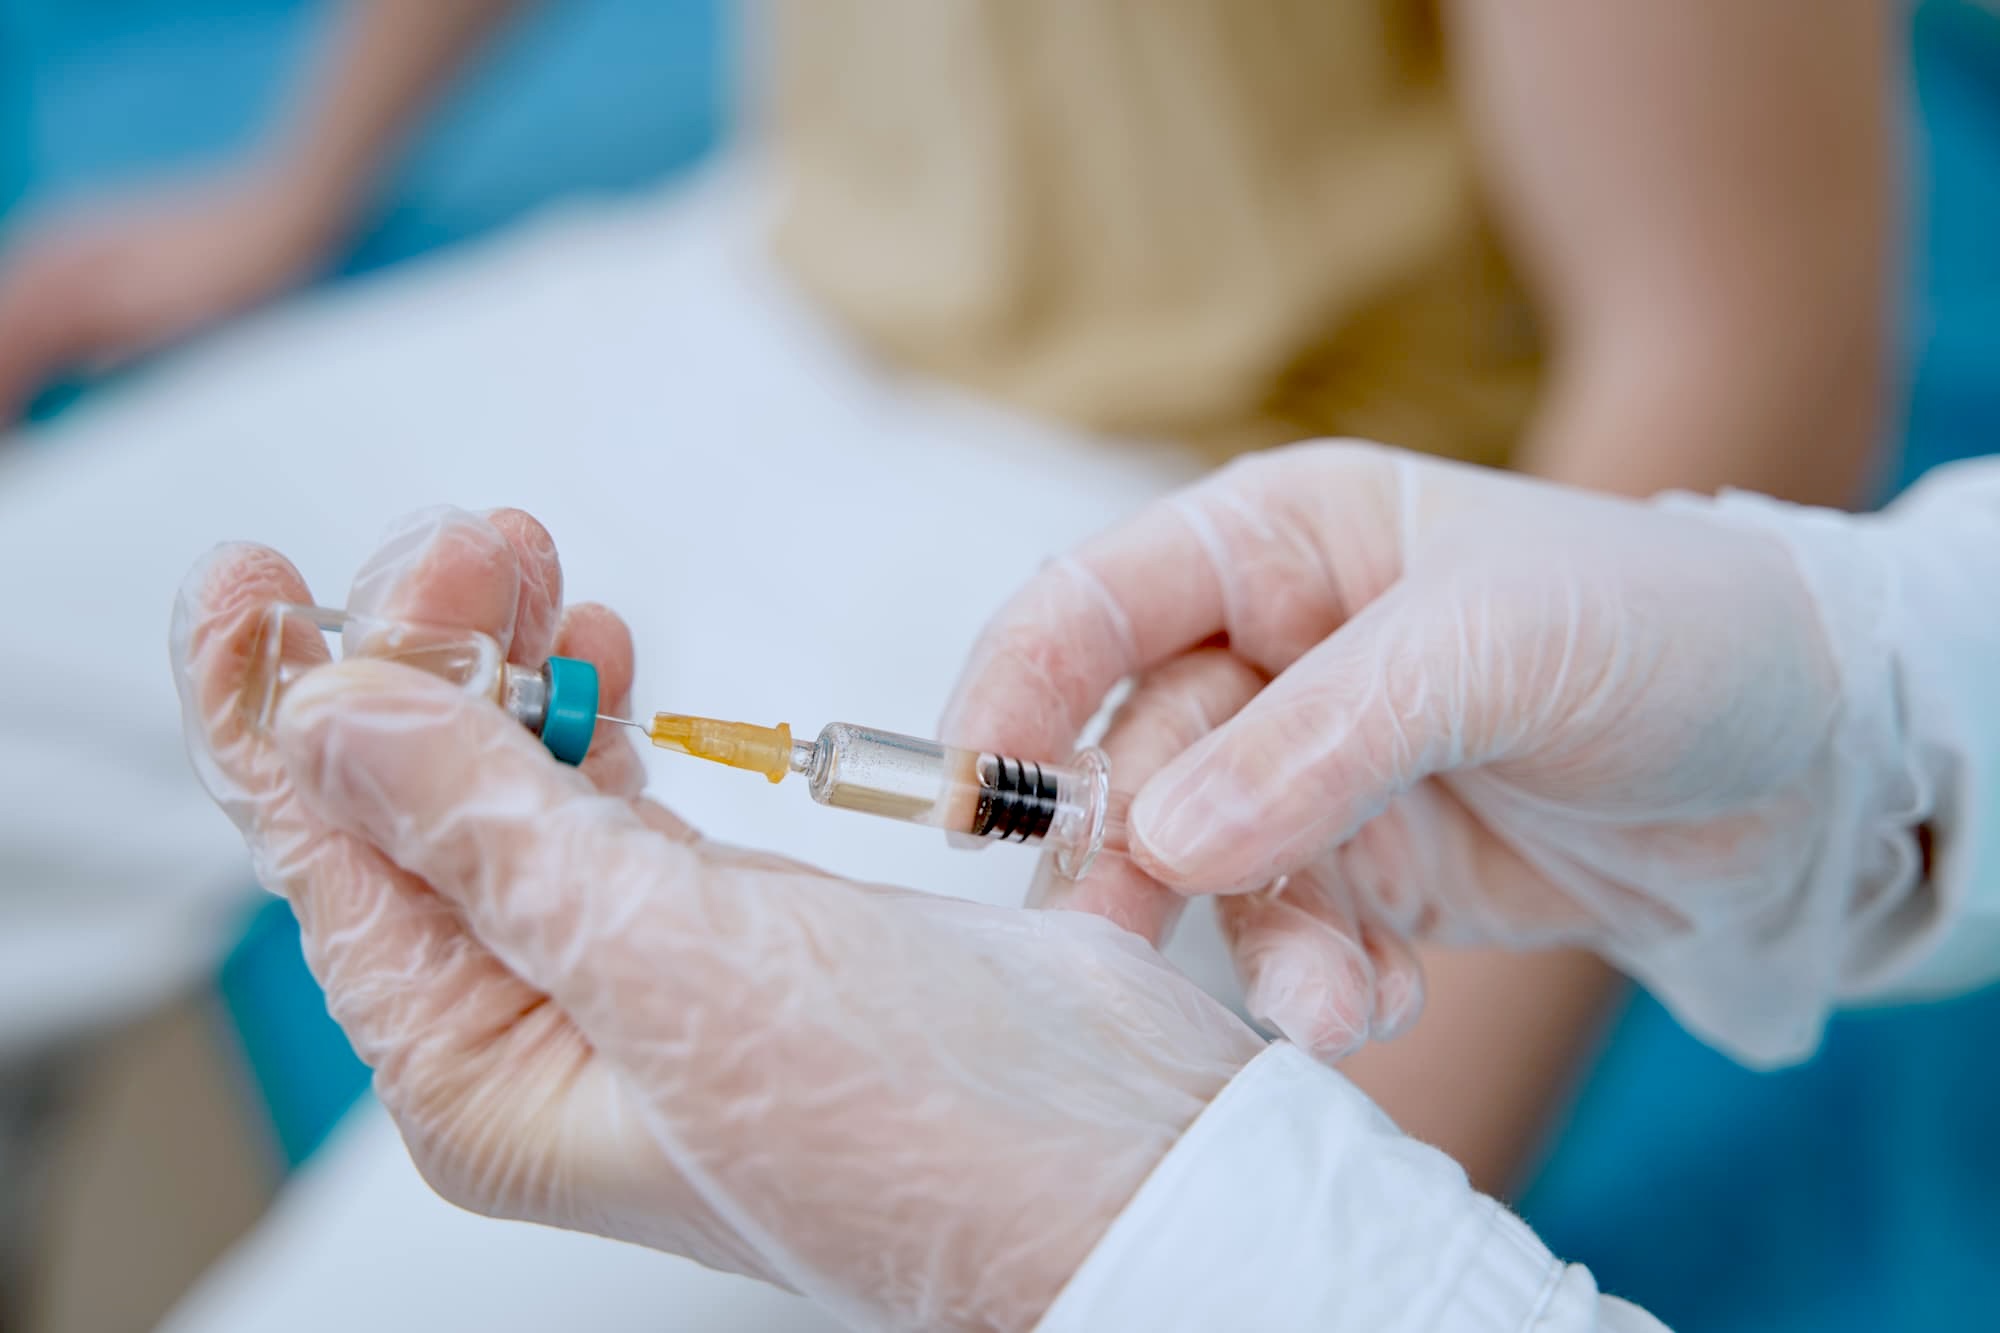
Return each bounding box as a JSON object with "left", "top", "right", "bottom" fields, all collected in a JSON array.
[{"left": 539, "top": 656, "right": 599, "bottom": 765}]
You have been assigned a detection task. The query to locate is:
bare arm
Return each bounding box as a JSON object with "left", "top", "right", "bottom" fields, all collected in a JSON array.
[
  {"left": 0, "top": 0, "right": 526, "bottom": 422},
  {"left": 268, "top": 0, "right": 529, "bottom": 235},
  {"left": 1339, "top": 1, "right": 1898, "bottom": 1194},
  {"left": 1462, "top": 0, "right": 1895, "bottom": 503}
]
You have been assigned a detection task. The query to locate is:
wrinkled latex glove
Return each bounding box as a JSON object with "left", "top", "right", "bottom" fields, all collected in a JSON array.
[
  {"left": 943, "top": 441, "right": 1922, "bottom": 1067},
  {"left": 172, "top": 507, "right": 1262, "bottom": 1333}
]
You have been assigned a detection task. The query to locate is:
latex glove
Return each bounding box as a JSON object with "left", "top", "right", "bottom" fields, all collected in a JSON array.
[
  {"left": 942, "top": 441, "right": 1923, "bottom": 1067},
  {"left": 1014, "top": 647, "right": 1429, "bottom": 1064},
  {"left": 0, "top": 162, "right": 339, "bottom": 423},
  {"left": 172, "top": 508, "right": 1262, "bottom": 1332}
]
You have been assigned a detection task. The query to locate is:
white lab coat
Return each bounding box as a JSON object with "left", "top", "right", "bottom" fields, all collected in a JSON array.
[{"left": 1043, "top": 1044, "right": 1666, "bottom": 1331}]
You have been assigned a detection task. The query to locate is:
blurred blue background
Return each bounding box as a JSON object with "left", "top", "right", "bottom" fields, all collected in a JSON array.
[
  {"left": 1, "top": 0, "right": 730, "bottom": 426},
  {"left": 3, "top": 1, "right": 1997, "bottom": 1328}
]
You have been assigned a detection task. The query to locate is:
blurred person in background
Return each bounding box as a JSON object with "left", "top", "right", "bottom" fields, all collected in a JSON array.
[{"left": 0, "top": 0, "right": 1927, "bottom": 1330}]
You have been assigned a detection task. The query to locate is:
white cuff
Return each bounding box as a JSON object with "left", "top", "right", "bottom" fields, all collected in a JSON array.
[
  {"left": 1852, "top": 459, "right": 2000, "bottom": 997},
  {"left": 1708, "top": 461, "right": 2000, "bottom": 1008},
  {"left": 1036, "top": 1044, "right": 1655, "bottom": 1333}
]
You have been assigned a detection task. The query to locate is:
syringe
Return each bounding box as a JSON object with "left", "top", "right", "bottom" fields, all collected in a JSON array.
[
  {"left": 241, "top": 602, "right": 1119, "bottom": 874},
  {"left": 602, "top": 712, "right": 1122, "bottom": 879}
]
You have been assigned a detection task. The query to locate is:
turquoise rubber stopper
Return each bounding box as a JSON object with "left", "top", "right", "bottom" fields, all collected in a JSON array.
[{"left": 540, "top": 656, "right": 599, "bottom": 766}]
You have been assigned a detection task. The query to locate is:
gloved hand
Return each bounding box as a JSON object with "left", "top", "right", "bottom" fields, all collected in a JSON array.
[
  {"left": 943, "top": 441, "right": 1925, "bottom": 1066},
  {"left": 0, "top": 161, "right": 340, "bottom": 424},
  {"left": 173, "top": 508, "right": 1263, "bottom": 1332}
]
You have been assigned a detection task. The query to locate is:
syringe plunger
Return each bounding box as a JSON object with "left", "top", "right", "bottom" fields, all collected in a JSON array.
[{"left": 637, "top": 713, "right": 1116, "bottom": 878}]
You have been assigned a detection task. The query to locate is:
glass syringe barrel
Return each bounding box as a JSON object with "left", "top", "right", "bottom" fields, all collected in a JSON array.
[
  {"left": 802, "top": 723, "right": 1115, "bottom": 878},
  {"left": 645, "top": 714, "right": 1117, "bottom": 879}
]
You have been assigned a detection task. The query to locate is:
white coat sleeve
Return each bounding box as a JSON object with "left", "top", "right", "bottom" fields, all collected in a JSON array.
[
  {"left": 1856, "top": 456, "right": 2000, "bottom": 996},
  {"left": 1036, "top": 1044, "right": 1667, "bottom": 1333},
  {"left": 1699, "top": 455, "right": 2000, "bottom": 1005}
]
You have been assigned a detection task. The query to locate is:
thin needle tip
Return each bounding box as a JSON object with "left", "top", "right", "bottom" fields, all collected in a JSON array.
[{"left": 597, "top": 714, "right": 643, "bottom": 731}]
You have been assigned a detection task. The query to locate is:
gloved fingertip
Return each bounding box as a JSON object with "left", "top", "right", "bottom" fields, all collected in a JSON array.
[
  {"left": 367, "top": 504, "right": 470, "bottom": 569},
  {"left": 1251, "top": 969, "right": 1367, "bottom": 1064},
  {"left": 170, "top": 542, "right": 311, "bottom": 715},
  {"left": 270, "top": 653, "right": 349, "bottom": 715},
  {"left": 174, "top": 540, "right": 295, "bottom": 619},
  {"left": 380, "top": 502, "right": 483, "bottom": 547},
  {"left": 1242, "top": 931, "right": 1377, "bottom": 1064},
  {"left": 1128, "top": 774, "right": 1190, "bottom": 880},
  {"left": 1370, "top": 960, "right": 1426, "bottom": 1042},
  {"left": 170, "top": 542, "right": 252, "bottom": 653},
  {"left": 935, "top": 678, "right": 1015, "bottom": 751},
  {"left": 269, "top": 660, "right": 360, "bottom": 749},
  {"left": 348, "top": 504, "right": 506, "bottom": 617},
  {"left": 272, "top": 659, "right": 472, "bottom": 838},
  {"left": 177, "top": 539, "right": 260, "bottom": 600},
  {"left": 480, "top": 506, "right": 552, "bottom": 548},
  {"left": 272, "top": 658, "right": 452, "bottom": 760},
  {"left": 485, "top": 508, "right": 564, "bottom": 656},
  {"left": 934, "top": 695, "right": 970, "bottom": 749},
  {"left": 1129, "top": 756, "right": 1264, "bottom": 893}
]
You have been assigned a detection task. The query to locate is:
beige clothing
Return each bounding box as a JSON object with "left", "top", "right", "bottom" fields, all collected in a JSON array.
[{"left": 769, "top": 0, "right": 1541, "bottom": 464}]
